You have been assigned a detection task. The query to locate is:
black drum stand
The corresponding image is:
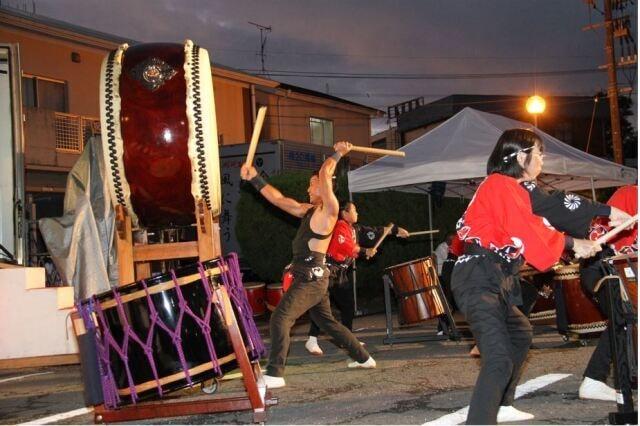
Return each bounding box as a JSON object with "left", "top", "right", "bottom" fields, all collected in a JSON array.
[{"left": 600, "top": 259, "right": 637, "bottom": 425}]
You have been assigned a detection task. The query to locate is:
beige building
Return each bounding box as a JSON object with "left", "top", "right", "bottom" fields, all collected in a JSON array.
[{"left": 0, "top": 6, "right": 380, "bottom": 274}]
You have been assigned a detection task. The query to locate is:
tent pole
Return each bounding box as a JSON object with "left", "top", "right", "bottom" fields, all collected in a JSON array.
[
  {"left": 590, "top": 177, "right": 597, "bottom": 201},
  {"left": 428, "top": 192, "right": 434, "bottom": 254},
  {"left": 349, "top": 191, "right": 361, "bottom": 316}
]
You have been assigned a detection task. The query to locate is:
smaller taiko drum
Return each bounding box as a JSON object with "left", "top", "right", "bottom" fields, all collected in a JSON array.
[
  {"left": 519, "top": 264, "right": 556, "bottom": 321},
  {"left": 243, "top": 282, "right": 266, "bottom": 317},
  {"left": 385, "top": 256, "right": 445, "bottom": 325},
  {"left": 603, "top": 253, "right": 638, "bottom": 311},
  {"left": 554, "top": 263, "right": 606, "bottom": 335},
  {"left": 266, "top": 283, "right": 284, "bottom": 312}
]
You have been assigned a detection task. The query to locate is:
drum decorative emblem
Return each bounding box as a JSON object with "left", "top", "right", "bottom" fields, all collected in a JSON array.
[{"left": 130, "top": 57, "right": 177, "bottom": 91}]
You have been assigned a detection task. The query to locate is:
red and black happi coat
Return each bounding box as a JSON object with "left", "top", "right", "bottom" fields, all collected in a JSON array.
[
  {"left": 327, "top": 219, "right": 360, "bottom": 264},
  {"left": 456, "top": 173, "right": 565, "bottom": 272},
  {"left": 589, "top": 185, "right": 638, "bottom": 254}
]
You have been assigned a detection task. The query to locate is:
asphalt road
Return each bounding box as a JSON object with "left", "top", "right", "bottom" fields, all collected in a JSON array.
[{"left": 0, "top": 314, "right": 635, "bottom": 425}]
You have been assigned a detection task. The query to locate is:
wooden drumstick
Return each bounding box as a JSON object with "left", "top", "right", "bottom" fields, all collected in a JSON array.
[
  {"left": 244, "top": 106, "right": 267, "bottom": 167},
  {"left": 350, "top": 145, "right": 406, "bottom": 158},
  {"left": 407, "top": 229, "right": 439, "bottom": 237},
  {"left": 371, "top": 224, "right": 394, "bottom": 252},
  {"left": 595, "top": 214, "right": 638, "bottom": 245}
]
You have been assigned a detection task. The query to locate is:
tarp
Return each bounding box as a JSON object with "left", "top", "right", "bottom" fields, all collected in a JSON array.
[
  {"left": 39, "top": 136, "right": 118, "bottom": 300},
  {"left": 349, "top": 107, "right": 637, "bottom": 197}
]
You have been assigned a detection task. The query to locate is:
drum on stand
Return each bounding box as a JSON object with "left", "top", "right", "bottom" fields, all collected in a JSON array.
[
  {"left": 266, "top": 283, "right": 284, "bottom": 312},
  {"left": 100, "top": 40, "right": 221, "bottom": 229},
  {"left": 602, "top": 252, "right": 638, "bottom": 353},
  {"left": 385, "top": 257, "right": 445, "bottom": 325},
  {"left": 77, "top": 258, "right": 263, "bottom": 407},
  {"left": 519, "top": 264, "right": 556, "bottom": 321},
  {"left": 554, "top": 263, "right": 607, "bottom": 337},
  {"left": 243, "top": 282, "right": 266, "bottom": 317},
  {"left": 603, "top": 253, "right": 638, "bottom": 312}
]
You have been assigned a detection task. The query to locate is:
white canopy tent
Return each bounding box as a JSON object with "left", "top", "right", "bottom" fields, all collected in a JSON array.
[
  {"left": 349, "top": 107, "right": 637, "bottom": 198},
  {"left": 347, "top": 107, "right": 637, "bottom": 313}
]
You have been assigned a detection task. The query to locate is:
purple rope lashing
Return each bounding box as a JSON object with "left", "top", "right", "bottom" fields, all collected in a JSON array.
[
  {"left": 217, "top": 253, "right": 266, "bottom": 358},
  {"left": 88, "top": 296, "right": 122, "bottom": 408},
  {"left": 94, "top": 290, "right": 139, "bottom": 403},
  {"left": 138, "top": 279, "right": 165, "bottom": 397}
]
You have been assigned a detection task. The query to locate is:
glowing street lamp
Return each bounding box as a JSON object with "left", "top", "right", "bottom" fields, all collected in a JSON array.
[{"left": 526, "top": 95, "right": 546, "bottom": 127}]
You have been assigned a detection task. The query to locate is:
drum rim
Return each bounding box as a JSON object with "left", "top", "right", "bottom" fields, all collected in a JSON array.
[
  {"left": 267, "top": 283, "right": 283, "bottom": 289},
  {"left": 244, "top": 282, "right": 266, "bottom": 289},
  {"left": 605, "top": 252, "right": 638, "bottom": 263},
  {"left": 385, "top": 256, "right": 433, "bottom": 271},
  {"left": 82, "top": 258, "right": 225, "bottom": 307}
]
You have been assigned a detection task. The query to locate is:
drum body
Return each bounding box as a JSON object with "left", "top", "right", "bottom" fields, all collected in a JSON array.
[
  {"left": 244, "top": 282, "right": 266, "bottom": 317},
  {"left": 605, "top": 253, "right": 638, "bottom": 311},
  {"left": 554, "top": 264, "right": 607, "bottom": 335},
  {"left": 79, "top": 258, "right": 262, "bottom": 407},
  {"left": 385, "top": 257, "right": 445, "bottom": 325},
  {"left": 266, "top": 283, "right": 284, "bottom": 312},
  {"left": 520, "top": 265, "right": 556, "bottom": 320},
  {"left": 100, "top": 41, "right": 221, "bottom": 228}
]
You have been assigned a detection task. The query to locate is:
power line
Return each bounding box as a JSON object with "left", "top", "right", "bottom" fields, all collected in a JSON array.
[
  {"left": 240, "top": 67, "right": 606, "bottom": 80},
  {"left": 210, "top": 47, "right": 601, "bottom": 61}
]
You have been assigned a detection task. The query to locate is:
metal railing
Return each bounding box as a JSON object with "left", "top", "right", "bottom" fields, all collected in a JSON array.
[{"left": 54, "top": 112, "right": 100, "bottom": 153}]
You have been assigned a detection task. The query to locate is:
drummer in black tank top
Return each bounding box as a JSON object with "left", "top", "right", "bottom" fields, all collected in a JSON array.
[{"left": 241, "top": 141, "right": 375, "bottom": 390}]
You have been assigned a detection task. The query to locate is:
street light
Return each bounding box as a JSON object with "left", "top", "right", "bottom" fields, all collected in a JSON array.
[{"left": 526, "top": 95, "right": 546, "bottom": 127}]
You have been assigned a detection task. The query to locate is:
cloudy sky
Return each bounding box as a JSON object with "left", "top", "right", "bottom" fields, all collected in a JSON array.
[{"left": 20, "top": 0, "right": 638, "bottom": 132}]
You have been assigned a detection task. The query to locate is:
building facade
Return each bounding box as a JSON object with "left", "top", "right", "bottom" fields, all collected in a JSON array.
[{"left": 0, "top": 6, "right": 379, "bottom": 275}]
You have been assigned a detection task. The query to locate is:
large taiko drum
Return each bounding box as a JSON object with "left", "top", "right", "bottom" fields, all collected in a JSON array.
[
  {"left": 77, "top": 257, "right": 264, "bottom": 407},
  {"left": 244, "top": 282, "right": 266, "bottom": 317},
  {"left": 385, "top": 257, "right": 445, "bottom": 325},
  {"left": 266, "top": 283, "right": 284, "bottom": 312},
  {"left": 100, "top": 40, "right": 221, "bottom": 228},
  {"left": 554, "top": 263, "right": 607, "bottom": 335},
  {"left": 520, "top": 264, "right": 556, "bottom": 321}
]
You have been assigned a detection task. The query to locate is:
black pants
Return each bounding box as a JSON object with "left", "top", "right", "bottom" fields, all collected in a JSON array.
[
  {"left": 308, "top": 279, "right": 354, "bottom": 336},
  {"left": 452, "top": 256, "right": 533, "bottom": 425},
  {"left": 266, "top": 268, "right": 369, "bottom": 377},
  {"left": 581, "top": 252, "right": 618, "bottom": 382}
]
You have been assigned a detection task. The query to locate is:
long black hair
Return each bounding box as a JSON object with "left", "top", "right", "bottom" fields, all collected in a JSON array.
[{"left": 486, "top": 128, "right": 543, "bottom": 178}]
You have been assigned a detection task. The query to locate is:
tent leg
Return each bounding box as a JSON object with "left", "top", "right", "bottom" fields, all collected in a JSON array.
[
  {"left": 428, "top": 193, "right": 434, "bottom": 254},
  {"left": 349, "top": 191, "right": 361, "bottom": 316},
  {"left": 590, "top": 177, "right": 597, "bottom": 201}
]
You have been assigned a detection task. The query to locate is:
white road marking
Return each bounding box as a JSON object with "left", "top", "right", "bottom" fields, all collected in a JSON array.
[
  {"left": 0, "top": 372, "right": 53, "bottom": 384},
  {"left": 422, "top": 373, "right": 572, "bottom": 426},
  {"left": 19, "top": 407, "right": 94, "bottom": 425}
]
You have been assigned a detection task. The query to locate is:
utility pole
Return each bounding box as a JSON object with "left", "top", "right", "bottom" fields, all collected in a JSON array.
[
  {"left": 248, "top": 21, "right": 271, "bottom": 74},
  {"left": 583, "top": 0, "right": 637, "bottom": 165},
  {"left": 603, "top": 0, "right": 623, "bottom": 164}
]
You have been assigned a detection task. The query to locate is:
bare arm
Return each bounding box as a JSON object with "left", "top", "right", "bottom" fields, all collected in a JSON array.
[
  {"left": 318, "top": 141, "right": 352, "bottom": 218},
  {"left": 240, "top": 164, "right": 311, "bottom": 218}
]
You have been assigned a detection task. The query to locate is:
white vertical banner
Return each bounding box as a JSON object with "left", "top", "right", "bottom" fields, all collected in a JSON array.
[{"left": 0, "top": 47, "right": 15, "bottom": 258}]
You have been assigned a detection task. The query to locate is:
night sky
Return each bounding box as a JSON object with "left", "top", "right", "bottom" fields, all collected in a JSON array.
[{"left": 20, "top": 0, "right": 639, "bottom": 132}]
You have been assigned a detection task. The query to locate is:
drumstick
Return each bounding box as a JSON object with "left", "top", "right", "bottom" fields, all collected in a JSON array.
[
  {"left": 371, "top": 224, "right": 394, "bottom": 252},
  {"left": 407, "top": 230, "right": 440, "bottom": 237},
  {"left": 350, "top": 145, "right": 406, "bottom": 158},
  {"left": 244, "top": 106, "right": 267, "bottom": 167},
  {"left": 595, "top": 214, "right": 638, "bottom": 245}
]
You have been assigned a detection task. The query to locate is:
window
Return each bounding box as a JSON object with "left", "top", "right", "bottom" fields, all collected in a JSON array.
[
  {"left": 309, "top": 117, "right": 333, "bottom": 146},
  {"left": 21, "top": 75, "right": 67, "bottom": 112},
  {"left": 371, "top": 138, "right": 387, "bottom": 150}
]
